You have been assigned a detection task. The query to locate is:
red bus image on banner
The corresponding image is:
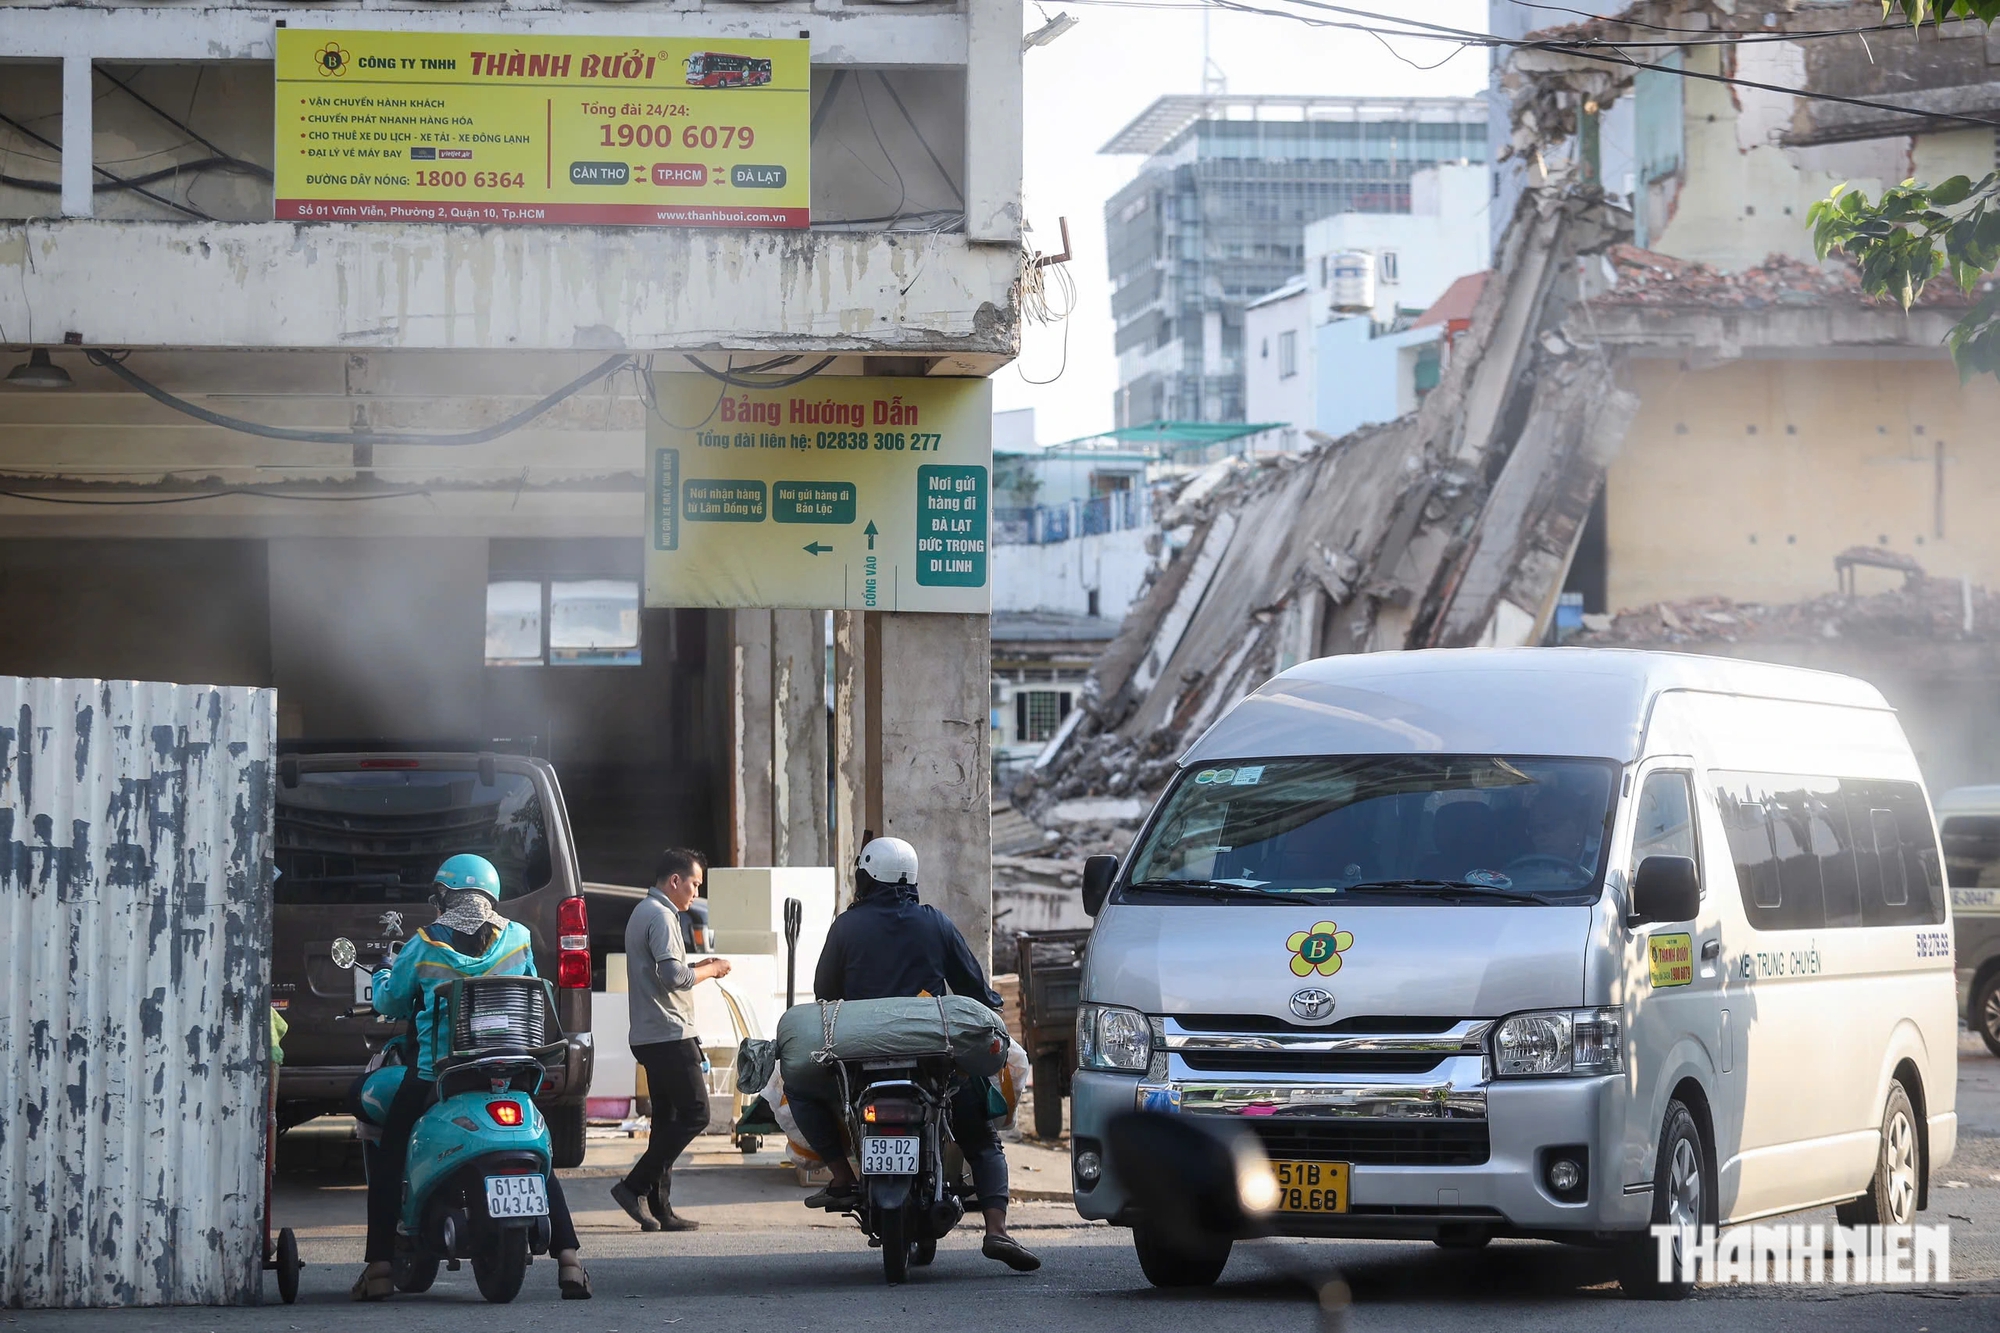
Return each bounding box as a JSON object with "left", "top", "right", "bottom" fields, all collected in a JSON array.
[{"left": 685, "top": 52, "right": 773, "bottom": 87}]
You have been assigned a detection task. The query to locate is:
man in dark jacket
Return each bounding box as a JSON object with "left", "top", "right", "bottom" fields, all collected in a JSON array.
[{"left": 790, "top": 836, "right": 1039, "bottom": 1272}]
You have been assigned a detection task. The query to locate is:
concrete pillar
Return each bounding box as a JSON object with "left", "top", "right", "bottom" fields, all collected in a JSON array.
[
  {"left": 963, "top": 0, "right": 1023, "bottom": 244},
  {"left": 771, "top": 608, "right": 828, "bottom": 867},
  {"left": 867, "top": 612, "right": 992, "bottom": 968},
  {"left": 831, "top": 609, "right": 870, "bottom": 906},
  {"left": 61, "top": 57, "right": 92, "bottom": 219},
  {"left": 730, "top": 609, "right": 774, "bottom": 867}
]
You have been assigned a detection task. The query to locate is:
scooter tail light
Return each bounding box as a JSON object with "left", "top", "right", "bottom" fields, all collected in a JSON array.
[{"left": 489, "top": 1100, "right": 525, "bottom": 1127}]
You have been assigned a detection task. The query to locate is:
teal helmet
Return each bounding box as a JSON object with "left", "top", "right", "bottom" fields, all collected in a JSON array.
[{"left": 434, "top": 853, "right": 502, "bottom": 899}]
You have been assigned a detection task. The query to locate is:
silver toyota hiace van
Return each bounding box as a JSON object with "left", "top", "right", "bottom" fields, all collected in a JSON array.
[{"left": 1069, "top": 649, "right": 1956, "bottom": 1299}]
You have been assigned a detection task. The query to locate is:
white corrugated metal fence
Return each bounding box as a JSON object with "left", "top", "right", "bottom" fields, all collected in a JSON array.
[{"left": 0, "top": 678, "right": 276, "bottom": 1307}]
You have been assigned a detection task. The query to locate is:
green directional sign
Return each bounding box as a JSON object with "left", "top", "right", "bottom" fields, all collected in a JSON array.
[
  {"left": 916, "top": 465, "right": 987, "bottom": 588},
  {"left": 774, "top": 480, "right": 857, "bottom": 524},
  {"left": 642, "top": 376, "right": 991, "bottom": 613},
  {"left": 683, "top": 480, "right": 767, "bottom": 523}
]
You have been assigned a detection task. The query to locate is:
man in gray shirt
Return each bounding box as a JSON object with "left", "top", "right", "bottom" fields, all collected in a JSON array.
[{"left": 611, "top": 848, "right": 731, "bottom": 1232}]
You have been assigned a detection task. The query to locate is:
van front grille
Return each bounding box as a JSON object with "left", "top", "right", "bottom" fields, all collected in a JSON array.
[
  {"left": 1177, "top": 1050, "right": 1448, "bottom": 1076},
  {"left": 1247, "top": 1119, "right": 1491, "bottom": 1167}
]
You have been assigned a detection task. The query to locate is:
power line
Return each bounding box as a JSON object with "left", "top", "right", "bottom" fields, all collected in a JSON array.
[
  {"left": 0, "top": 109, "right": 210, "bottom": 220},
  {"left": 83, "top": 349, "right": 630, "bottom": 446}
]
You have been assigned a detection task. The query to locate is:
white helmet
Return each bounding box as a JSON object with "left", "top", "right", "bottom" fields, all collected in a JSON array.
[{"left": 856, "top": 836, "right": 919, "bottom": 887}]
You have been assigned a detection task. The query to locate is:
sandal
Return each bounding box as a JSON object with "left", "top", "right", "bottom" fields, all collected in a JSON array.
[
  {"left": 982, "top": 1234, "right": 1042, "bottom": 1272},
  {"left": 559, "top": 1261, "right": 593, "bottom": 1300},
  {"left": 350, "top": 1261, "right": 394, "bottom": 1301}
]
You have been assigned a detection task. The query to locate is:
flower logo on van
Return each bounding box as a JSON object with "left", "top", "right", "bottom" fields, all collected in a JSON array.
[{"left": 1287, "top": 921, "right": 1354, "bottom": 977}]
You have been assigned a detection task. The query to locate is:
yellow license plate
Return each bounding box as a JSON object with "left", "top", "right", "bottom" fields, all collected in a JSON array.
[{"left": 1272, "top": 1160, "right": 1350, "bottom": 1213}]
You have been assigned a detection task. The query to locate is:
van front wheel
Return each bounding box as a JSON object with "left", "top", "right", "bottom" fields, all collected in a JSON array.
[
  {"left": 1837, "top": 1081, "right": 1920, "bottom": 1227},
  {"left": 1132, "top": 1225, "right": 1230, "bottom": 1287},
  {"left": 1617, "top": 1099, "right": 1712, "bottom": 1301},
  {"left": 1974, "top": 973, "right": 2000, "bottom": 1059}
]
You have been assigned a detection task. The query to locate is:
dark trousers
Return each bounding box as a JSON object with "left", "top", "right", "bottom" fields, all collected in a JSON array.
[
  {"left": 789, "top": 1077, "right": 1009, "bottom": 1207},
  {"left": 364, "top": 1071, "right": 580, "bottom": 1263},
  {"left": 623, "top": 1038, "right": 711, "bottom": 1199}
]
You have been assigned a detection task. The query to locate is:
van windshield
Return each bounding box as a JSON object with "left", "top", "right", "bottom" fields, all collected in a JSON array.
[
  {"left": 1941, "top": 815, "right": 2000, "bottom": 889},
  {"left": 1123, "top": 755, "right": 1618, "bottom": 906},
  {"left": 274, "top": 767, "right": 553, "bottom": 904}
]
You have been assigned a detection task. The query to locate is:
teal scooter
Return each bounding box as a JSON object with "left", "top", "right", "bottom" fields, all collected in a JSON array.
[{"left": 333, "top": 937, "right": 567, "bottom": 1303}]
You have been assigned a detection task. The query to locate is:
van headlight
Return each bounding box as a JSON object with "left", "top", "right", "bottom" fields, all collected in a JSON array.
[
  {"left": 1491, "top": 1008, "right": 1623, "bottom": 1077},
  {"left": 1077, "top": 1003, "right": 1152, "bottom": 1073}
]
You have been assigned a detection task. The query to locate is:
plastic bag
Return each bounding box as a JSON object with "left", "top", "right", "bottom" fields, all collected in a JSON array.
[
  {"left": 990, "top": 1039, "right": 1030, "bottom": 1130},
  {"left": 736, "top": 1037, "right": 777, "bottom": 1095},
  {"left": 759, "top": 1065, "right": 825, "bottom": 1167}
]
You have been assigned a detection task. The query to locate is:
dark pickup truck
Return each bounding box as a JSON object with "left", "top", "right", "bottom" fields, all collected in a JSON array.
[{"left": 270, "top": 749, "right": 595, "bottom": 1167}]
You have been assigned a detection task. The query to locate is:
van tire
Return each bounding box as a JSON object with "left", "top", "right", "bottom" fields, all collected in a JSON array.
[
  {"left": 1133, "top": 1225, "right": 1230, "bottom": 1287},
  {"left": 546, "top": 1103, "right": 587, "bottom": 1170},
  {"left": 1617, "top": 1099, "right": 1712, "bottom": 1301},
  {"left": 1973, "top": 973, "right": 2000, "bottom": 1059},
  {"left": 1836, "top": 1081, "right": 1920, "bottom": 1227}
]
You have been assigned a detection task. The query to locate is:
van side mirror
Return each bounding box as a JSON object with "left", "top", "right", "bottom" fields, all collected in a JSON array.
[
  {"left": 1082, "top": 855, "right": 1119, "bottom": 917},
  {"left": 478, "top": 752, "right": 498, "bottom": 787},
  {"left": 1630, "top": 855, "right": 1700, "bottom": 925}
]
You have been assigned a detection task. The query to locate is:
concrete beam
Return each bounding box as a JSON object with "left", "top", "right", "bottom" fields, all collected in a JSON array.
[
  {"left": 731, "top": 609, "right": 776, "bottom": 867},
  {"left": 0, "top": 6, "right": 969, "bottom": 67},
  {"left": 0, "top": 221, "right": 1020, "bottom": 355}
]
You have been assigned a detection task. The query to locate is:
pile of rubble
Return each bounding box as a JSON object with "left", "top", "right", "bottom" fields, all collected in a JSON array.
[
  {"left": 1593, "top": 245, "right": 1981, "bottom": 313},
  {"left": 1578, "top": 578, "right": 2000, "bottom": 647},
  {"left": 1012, "top": 188, "right": 1638, "bottom": 826}
]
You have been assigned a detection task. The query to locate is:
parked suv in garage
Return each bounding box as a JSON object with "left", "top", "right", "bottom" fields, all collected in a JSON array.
[{"left": 270, "top": 747, "right": 594, "bottom": 1166}]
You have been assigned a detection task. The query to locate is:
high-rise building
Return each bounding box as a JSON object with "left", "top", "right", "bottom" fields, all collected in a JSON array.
[{"left": 1102, "top": 95, "right": 1489, "bottom": 427}]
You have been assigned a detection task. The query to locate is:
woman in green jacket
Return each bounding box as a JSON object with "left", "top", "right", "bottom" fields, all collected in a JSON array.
[{"left": 351, "top": 854, "right": 591, "bottom": 1301}]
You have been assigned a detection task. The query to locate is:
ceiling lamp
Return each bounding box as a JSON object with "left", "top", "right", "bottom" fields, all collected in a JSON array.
[{"left": 5, "top": 349, "right": 72, "bottom": 390}]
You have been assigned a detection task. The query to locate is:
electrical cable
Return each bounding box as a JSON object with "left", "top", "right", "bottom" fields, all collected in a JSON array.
[
  {"left": 82, "top": 349, "right": 631, "bottom": 446},
  {"left": 0, "top": 109, "right": 211, "bottom": 221},
  {"left": 94, "top": 66, "right": 273, "bottom": 182},
  {"left": 0, "top": 485, "right": 434, "bottom": 506},
  {"left": 851, "top": 74, "right": 909, "bottom": 223},
  {"left": 1066, "top": 0, "right": 2000, "bottom": 136},
  {"left": 685, "top": 355, "right": 838, "bottom": 389},
  {"left": 1, "top": 157, "right": 270, "bottom": 194},
  {"left": 875, "top": 73, "right": 965, "bottom": 207}
]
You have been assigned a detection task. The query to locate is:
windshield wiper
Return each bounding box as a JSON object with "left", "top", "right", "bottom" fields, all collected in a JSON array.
[
  {"left": 1343, "top": 878, "right": 1554, "bottom": 905},
  {"left": 1126, "top": 878, "right": 1297, "bottom": 901}
]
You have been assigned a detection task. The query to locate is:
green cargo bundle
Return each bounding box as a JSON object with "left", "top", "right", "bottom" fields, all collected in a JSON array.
[{"left": 772, "top": 995, "right": 1008, "bottom": 1099}]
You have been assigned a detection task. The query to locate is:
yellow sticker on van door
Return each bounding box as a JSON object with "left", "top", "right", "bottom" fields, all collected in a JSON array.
[{"left": 1648, "top": 932, "right": 1694, "bottom": 988}]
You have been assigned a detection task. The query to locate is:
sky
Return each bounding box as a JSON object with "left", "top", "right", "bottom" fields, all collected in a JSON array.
[{"left": 991, "top": 0, "right": 1492, "bottom": 447}]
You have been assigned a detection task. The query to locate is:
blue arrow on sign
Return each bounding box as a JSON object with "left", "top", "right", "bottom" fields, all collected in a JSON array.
[
  {"left": 864, "top": 521, "right": 879, "bottom": 550},
  {"left": 803, "top": 541, "right": 833, "bottom": 556}
]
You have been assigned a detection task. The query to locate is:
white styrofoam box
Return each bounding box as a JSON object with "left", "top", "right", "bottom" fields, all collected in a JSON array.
[
  {"left": 589, "top": 991, "right": 637, "bottom": 1100},
  {"left": 704, "top": 865, "right": 835, "bottom": 997}
]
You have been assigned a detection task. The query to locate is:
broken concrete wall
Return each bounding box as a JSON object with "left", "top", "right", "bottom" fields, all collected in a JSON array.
[{"left": 1015, "top": 188, "right": 1638, "bottom": 823}]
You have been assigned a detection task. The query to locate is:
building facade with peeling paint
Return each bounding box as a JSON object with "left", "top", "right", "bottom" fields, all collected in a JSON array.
[{"left": 0, "top": 0, "right": 1028, "bottom": 972}]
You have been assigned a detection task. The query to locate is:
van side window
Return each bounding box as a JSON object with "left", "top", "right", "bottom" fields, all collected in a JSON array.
[
  {"left": 1631, "top": 772, "right": 1696, "bottom": 868},
  {"left": 1714, "top": 772, "right": 1943, "bottom": 930}
]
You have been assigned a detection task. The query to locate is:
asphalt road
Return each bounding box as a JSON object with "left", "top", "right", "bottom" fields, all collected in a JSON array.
[{"left": 12, "top": 1035, "right": 2000, "bottom": 1332}]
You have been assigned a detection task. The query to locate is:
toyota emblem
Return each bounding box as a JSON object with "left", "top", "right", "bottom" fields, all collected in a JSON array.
[{"left": 1289, "top": 987, "right": 1335, "bottom": 1021}]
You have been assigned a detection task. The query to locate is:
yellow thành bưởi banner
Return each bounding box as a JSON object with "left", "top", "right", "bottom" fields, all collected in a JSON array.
[
  {"left": 645, "top": 374, "right": 992, "bottom": 613},
  {"left": 275, "top": 30, "right": 808, "bottom": 227}
]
